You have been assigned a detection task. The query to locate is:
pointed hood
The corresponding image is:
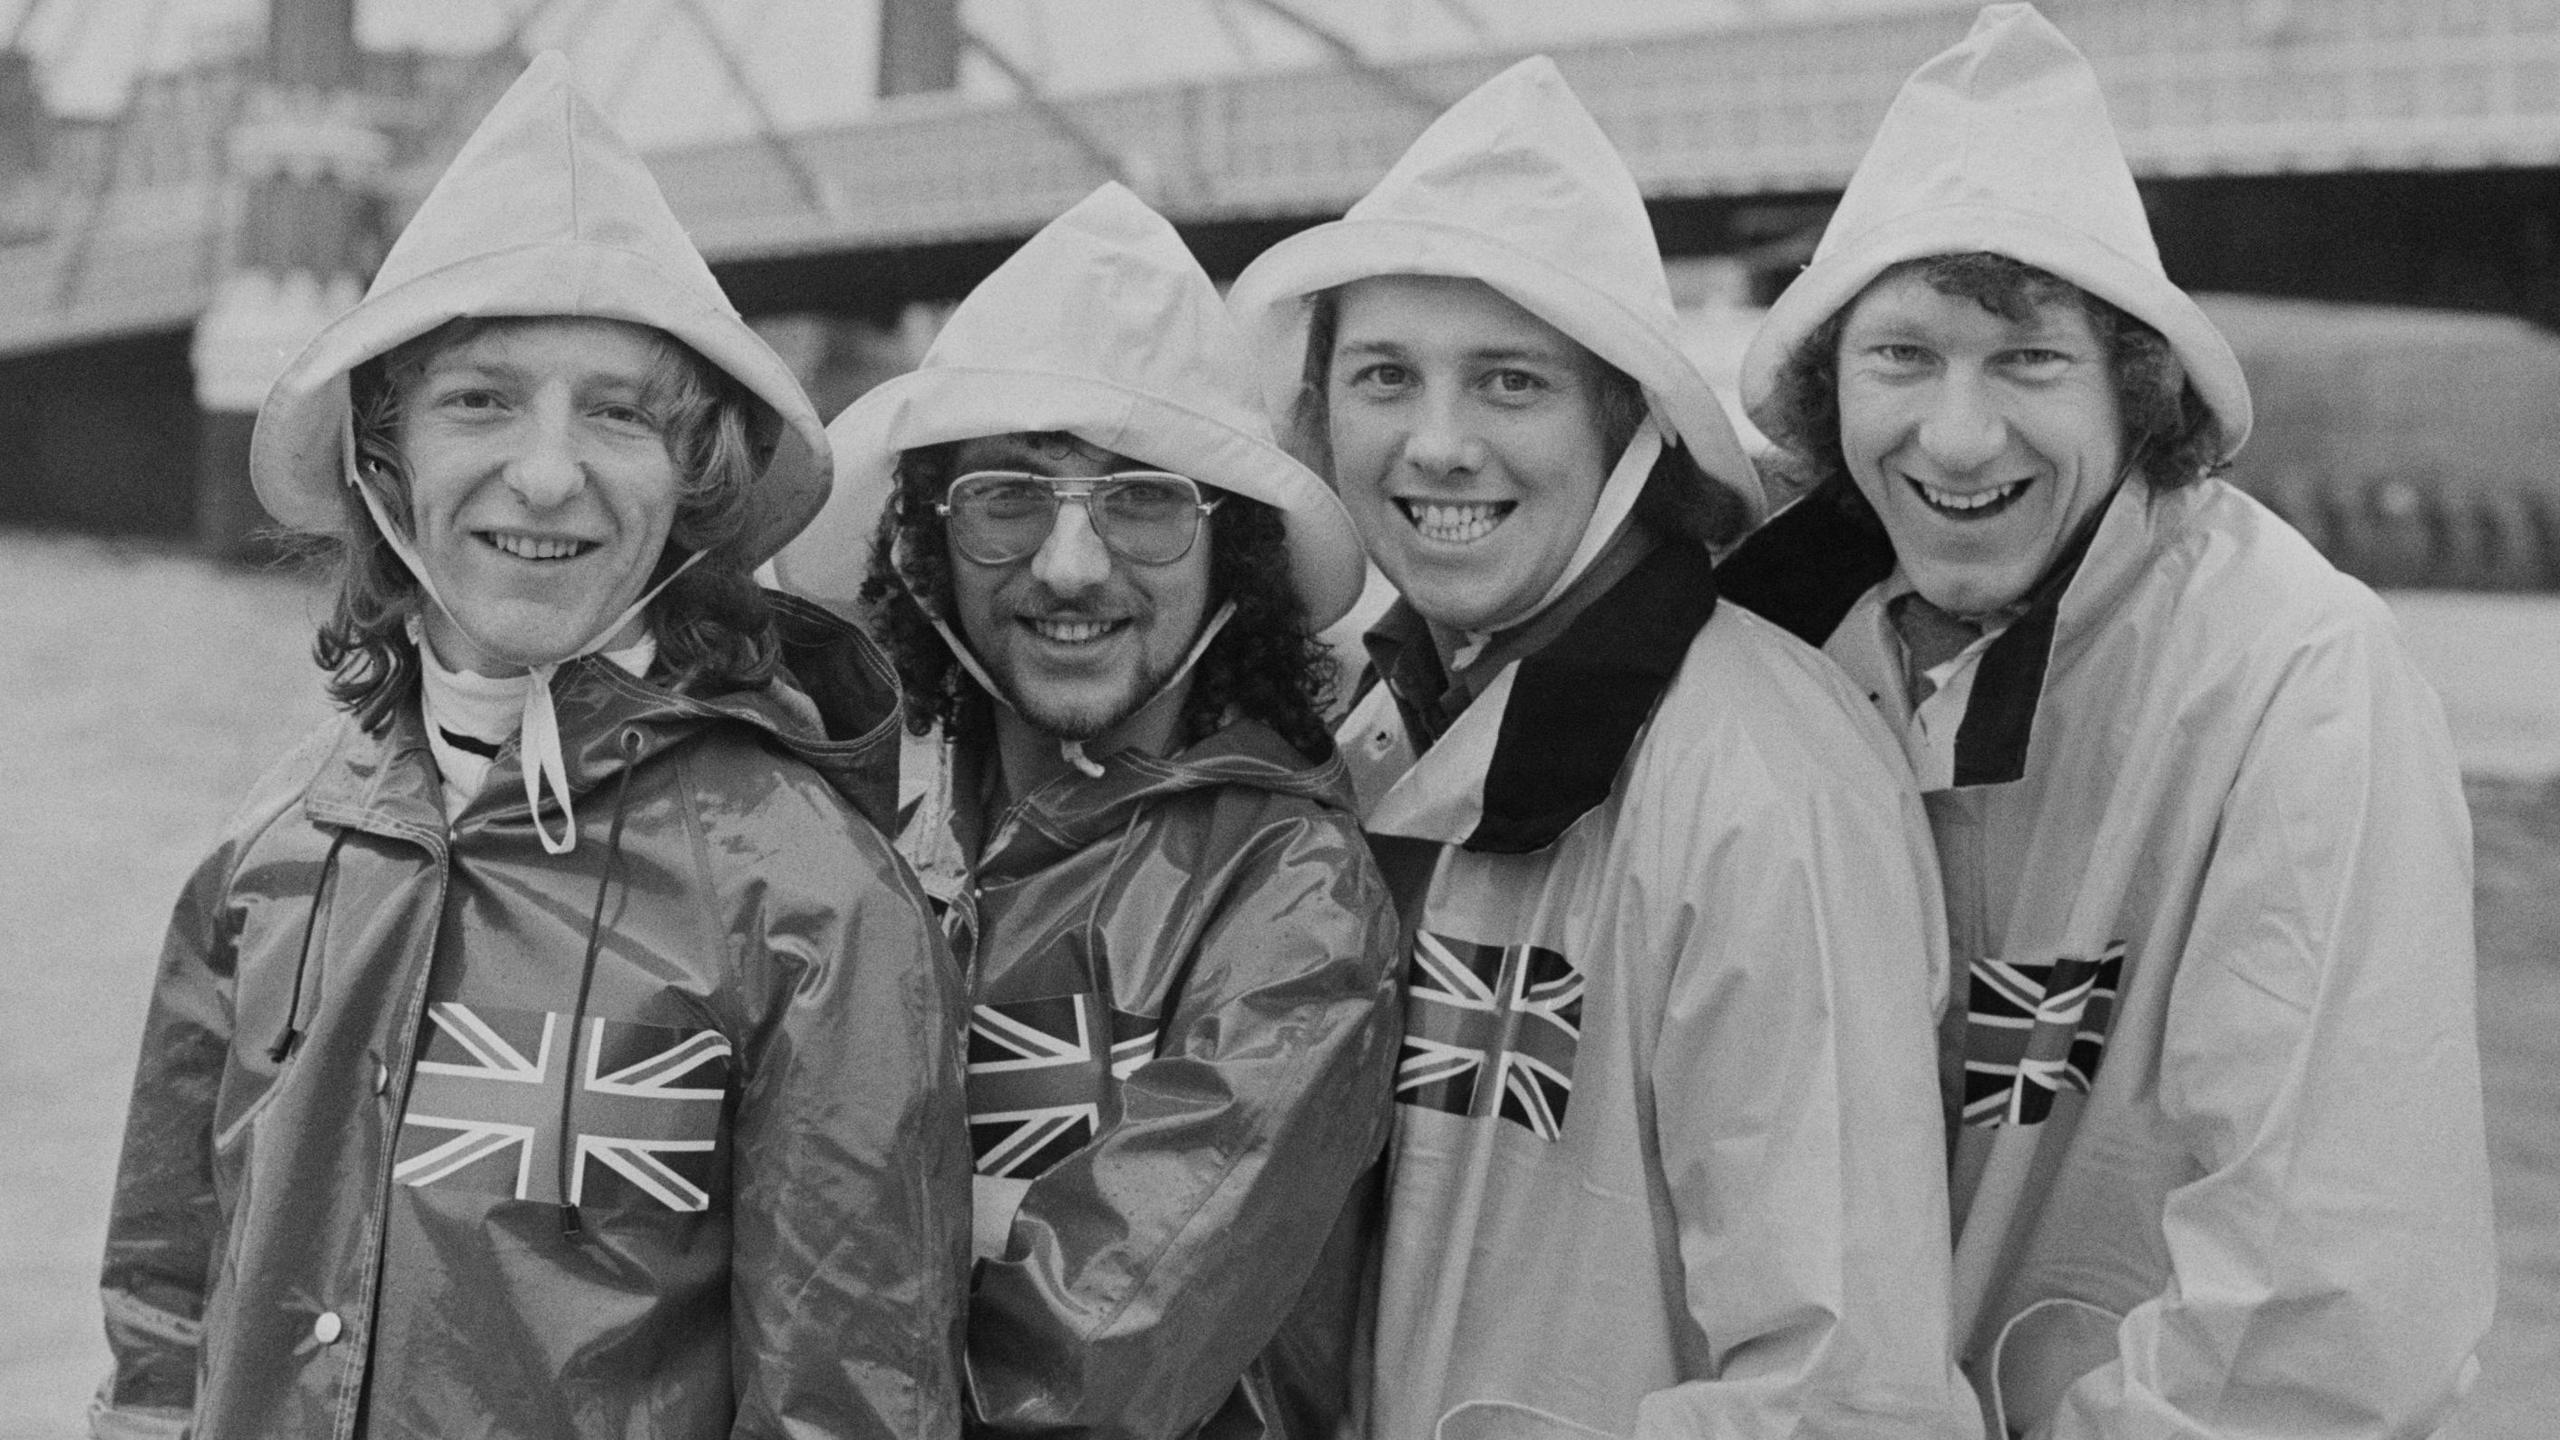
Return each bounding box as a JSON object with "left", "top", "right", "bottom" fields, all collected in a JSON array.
[
  {"left": 1226, "top": 55, "right": 1764, "bottom": 525},
  {"left": 249, "top": 51, "right": 830, "bottom": 566},
  {"left": 774, "top": 181, "right": 1367, "bottom": 630},
  {"left": 1741, "top": 3, "right": 2251, "bottom": 457}
]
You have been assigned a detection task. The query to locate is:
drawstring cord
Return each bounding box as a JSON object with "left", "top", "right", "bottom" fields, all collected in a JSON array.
[
  {"left": 267, "top": 830, "right": 350, "bottom": 1063},
  {"left": 557, "top": 727, "right": 644, "bottom": 1239},
  {"left": 343, "top": 416, "right": 700, "bottom": 856}
]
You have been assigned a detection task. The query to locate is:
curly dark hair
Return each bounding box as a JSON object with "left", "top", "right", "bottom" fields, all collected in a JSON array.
[
  {"left": 859, "top": 436, "right": 1340, "bottom": 764},
  {"left": 1285, "top": 282, "right": 1757, "bottom": 557},
  {"left": 1756, "top": 252, "right": 2226, "bottom": 503},
  {"left": 313, "top": 317, "right": 783, "bottom": 732}
]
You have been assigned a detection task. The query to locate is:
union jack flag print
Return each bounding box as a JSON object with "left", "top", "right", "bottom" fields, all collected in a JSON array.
[
  {"left": 1397, "top": 932, "right": 1583, "bottom": 1141},
  {"left": 1962, "top": 943, "right": 2127, "bottom": 1128},
  {"left": 392, "top": 1002, "right": 731, "bottom": 1211},
  {"left": 966, "top": 993, "right": 1159, "bottom": 1179}
]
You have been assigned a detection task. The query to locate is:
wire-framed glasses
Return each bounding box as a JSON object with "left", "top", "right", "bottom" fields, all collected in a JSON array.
[{"left": 937, "top": 471, "right": 1221, "bottom": 566}]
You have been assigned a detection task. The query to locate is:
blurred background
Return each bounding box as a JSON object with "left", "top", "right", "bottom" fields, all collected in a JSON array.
[{"left": 1, "top": 1, "right": 2555, "bottom": 1436}]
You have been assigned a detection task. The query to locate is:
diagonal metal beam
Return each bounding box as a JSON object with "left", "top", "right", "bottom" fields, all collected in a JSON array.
[
  {"left": 1225, "top": 0, "right": 1447, "bottom": 115},
  {"left": 410, "top": 0, "right": 576, "bottom": 170},
  {"left": 664, "top": 0, "right": 845, "bottom": 219},
  {"left": 957, "top": 25, "right": 1127, "bottom": 187}
]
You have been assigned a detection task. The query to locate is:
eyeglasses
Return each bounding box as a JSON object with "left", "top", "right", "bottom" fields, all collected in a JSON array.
[{"left": 937, "top": 471, "right": 1221, "bottom": 566}]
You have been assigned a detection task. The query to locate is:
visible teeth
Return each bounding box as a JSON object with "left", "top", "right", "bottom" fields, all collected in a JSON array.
[
  {"left": 1916, "top": 480, "right": 2025, "bottom": 513},
  {"left": 487, "top": 532, "right": 587, "bottom": 560},
  {"left": 1405, "top": 500, "right": 1506, "bottom": 544},
  {"left": 1031, "top": 618, "right": 1115, "bottom": 643}
]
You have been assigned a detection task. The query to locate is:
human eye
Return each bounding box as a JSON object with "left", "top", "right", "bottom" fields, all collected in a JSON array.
[
  {"left": 2000, "top": 347, "right": 2075, "bottom": 381},
  {"left": 960, "top": 475, "right": 1053, "bottom": 521},
  {"left": 1482, "top": 367, "right": 1553, "bottom": 403},
  {"left": 1100, "top": 476, "right": 1193, "bottom": 522},
  {"left": 427, "top": 382, "right": 507, "bottom": 416},
  {"left": 1340, "top": 360, "right": 1412, "bottom": 395},
  {"left": 592, "top": 398, "right": 662, "bottom": 430}
]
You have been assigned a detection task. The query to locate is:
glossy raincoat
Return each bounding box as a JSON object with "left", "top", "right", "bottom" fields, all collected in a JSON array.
[
  {"left": 780, "top": 185, "right": 1399, "bottom": 1438},
  {"left": 1720, "top": 8, "right": 2494, "bottom": 1435},
  {"left": 94, "top": 51, "right": 969, "bottom": 1440},
  {"left": 95, "top": 604, "right": 971, "bottom": 1439},
  {"left": 898, "top": 722, "right": 1399, "bottom": 1439}
]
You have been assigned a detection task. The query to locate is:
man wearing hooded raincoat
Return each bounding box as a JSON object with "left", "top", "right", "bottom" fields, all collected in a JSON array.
[
  {"left": 774, "top": 184, "right": 1401, "bottom": 1440},
  {"left": 1716, "top": 8, "right": 2496, "bottom": 1437},
  {"left": 1229, "top": 58, "right": 1980, "bottom": 1440},
  {"left": 90, "top": 56, "right": 971, "bottom": 1440}
]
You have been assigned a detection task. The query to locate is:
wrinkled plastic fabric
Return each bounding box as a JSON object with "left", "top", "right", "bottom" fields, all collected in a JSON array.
[
  {"left": 898, "top": 720, "right": 1403, "bottom": 1439},
  {"left": 1342, "top": 582, "right": 1983, "bottom": 1438},
  {"left": 93, "top": 605, "right": 973, "bottom": 1440},
  {"left": 1814, "top": 481, "right": 2495, "bottom": 1439}
]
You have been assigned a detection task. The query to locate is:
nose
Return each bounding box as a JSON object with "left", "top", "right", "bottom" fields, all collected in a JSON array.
[
  {"left": 1916, "top": 374, "right": 2008, "bottom": 473},
  {"left": 1397, "top": 389, "right": 1484, "bottom": 482},
  {"left": 1028, "top": 494, "right": 1113, "bottom": 595},
  {"left": 503, "top": 398, "right": 587, "bottom": 510}
]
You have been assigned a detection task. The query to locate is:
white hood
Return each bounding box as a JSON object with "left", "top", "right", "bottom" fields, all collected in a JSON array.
[
  {"left": 249, "top": 51, "right": 831, "bottom": 567},
  {"left": 774, "top": 181, "right": 1367, "bottom": 631},
  {"left": 1226, "top": 54, "right": 1765, "bottom": 527},
  {"left": 1741, "top": 3, "right": 2251, "bottom": 459}
]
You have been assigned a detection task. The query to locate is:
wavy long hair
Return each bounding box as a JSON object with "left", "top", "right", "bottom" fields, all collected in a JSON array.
[
  {"left": 860, "top": 436, "right": 1340, "bottom": 764},
  {"left": 312, "top": 317, "right": 781, "bottom": 732}
]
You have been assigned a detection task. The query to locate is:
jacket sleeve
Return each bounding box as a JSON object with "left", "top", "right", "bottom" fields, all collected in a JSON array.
[
  {"left": 2040, "top": 620, "right": 2496, "bottom": 1440},
  {"left": 728, "top": 815, "right": 975, "bottom": 1440},
  {"left": 965, "top": 813, "right": 1404, "bottom": 1440},
  {"left": 1635, "top": 745, "right": 1982, "bottom": 1440},
  {"left": 92, "top": 836, "right": 251, "bottom": 1439}
]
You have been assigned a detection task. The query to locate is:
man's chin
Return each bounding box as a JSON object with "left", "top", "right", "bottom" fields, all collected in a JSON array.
[{"left": 999, "top": 668, "right": 1182, "bottom": 748}]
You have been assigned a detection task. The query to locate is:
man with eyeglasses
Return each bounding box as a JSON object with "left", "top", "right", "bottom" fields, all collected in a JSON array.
[{"left": 773, "top": 184, "right": 1400, "bottom": 1440}]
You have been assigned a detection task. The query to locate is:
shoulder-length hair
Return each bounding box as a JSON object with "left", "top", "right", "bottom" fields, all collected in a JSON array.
[
  {"left": 1287, "top": 282, "right": 1756, "bottom": 557},
  {"left": 1756, "top": 251, "right": 2226, "bottom": 504},
  {"left": 312, "top": 317, "right": 781, "bottom": 732},
  {"left": 860, "top": 436, "right": 1341, "bottom": 764}
]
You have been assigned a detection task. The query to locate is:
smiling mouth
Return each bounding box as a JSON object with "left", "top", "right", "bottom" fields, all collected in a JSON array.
[
  {"left": 1397, "top": 499, "right": 1514, "bottom": 545},
  {"left": 1023, "top": 616, "right": 1128, "bottom": 645},
  {"left": 481, "top": 531, "right": 596, "bottom": 561},
  {"left": 1908, "top": 478, "right": 2029, "bottom": 520}
]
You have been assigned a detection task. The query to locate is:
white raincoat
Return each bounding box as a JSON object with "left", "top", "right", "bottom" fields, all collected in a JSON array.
[
  {"left": 1233, "top": 57, "right": 1980, "bottom": 1440},
  {"left": 1722, "top": 8, "right": 2496, "bottom": 1437}
]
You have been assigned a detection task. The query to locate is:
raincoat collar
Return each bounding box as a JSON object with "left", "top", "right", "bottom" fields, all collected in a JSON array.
[
  {"left": 1718, "top": 476, "right": 2162, "bottom": 789},
  {"left": 1227, "top": 54, "right": 1765, "bottom": 526},
  {"left": 776, "top": 182, "right": 1366, "bottom": 631},
  {"left": 1740, "top": 3, "right": 2251, "bottom": 458},
  {"left": 1364, "top": 535, "right": 1719, "bottom": 853},
  {"left": 250, "top": 50, "right": 832, "bottom": 566},
  {"left": 938, "top": 719, "right": 1356, "bottom": 883},
  {"left": 299, "top": 597, "right": 903, "bottom": 843}
]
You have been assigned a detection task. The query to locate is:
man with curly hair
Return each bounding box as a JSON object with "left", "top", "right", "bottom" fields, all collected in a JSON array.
[
  {"left": 1717, "top": 8, "right": 2494, "bottom": 1436},
  {"left": 91, "top": 55, "right": 969, "bottom": 1440},
  {"left": 775, "top": 183, "right": 1400, "bottom": 1440}
]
